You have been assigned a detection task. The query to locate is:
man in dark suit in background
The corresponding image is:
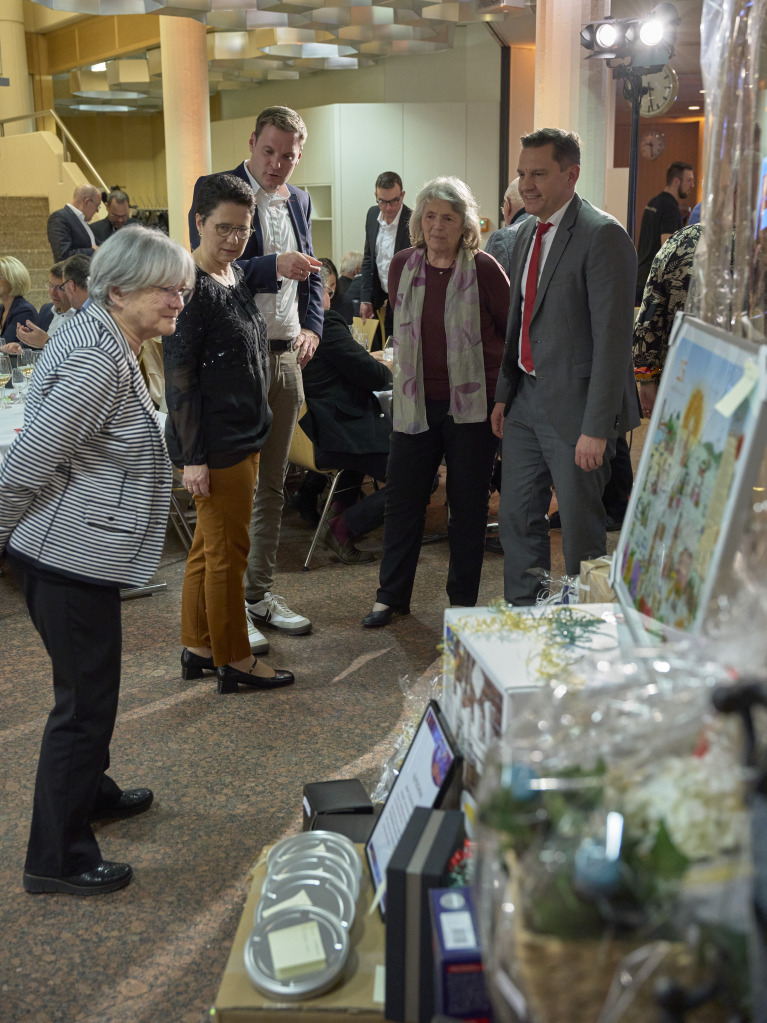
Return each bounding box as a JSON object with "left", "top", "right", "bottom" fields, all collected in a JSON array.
[
  {"left": 47, "top": 184, "right": 102, "bottom": 262},
  {"left": 92, "top": 189, "right": 132, "bottom": 244},
  {"left": 188, "top": 105, "right": 322, "bottom": 639},
  {"left": 491, "top": 128, "right": 639, "bottom": 605},
  {"left": 359, "top": 171, "right": 411, "bottom": 348}
]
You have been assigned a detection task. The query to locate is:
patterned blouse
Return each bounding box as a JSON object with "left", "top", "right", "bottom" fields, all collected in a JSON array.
[{"left": 632, "top": 223, "right": 702, "bottom": 381}]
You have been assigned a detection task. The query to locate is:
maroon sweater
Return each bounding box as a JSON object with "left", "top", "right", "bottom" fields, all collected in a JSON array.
[{"left": 388, "top": 247, "right": 509, "bottom": 402}]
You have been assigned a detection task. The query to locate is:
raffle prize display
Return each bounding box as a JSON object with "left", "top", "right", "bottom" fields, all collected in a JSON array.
[{"left": 214, "top": 3, "right": 767, "bottom": 1018}]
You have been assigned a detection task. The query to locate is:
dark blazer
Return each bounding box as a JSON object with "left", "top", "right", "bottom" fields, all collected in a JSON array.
[
  {"left": 92, "top": 218, "right": 133, "bottom": 245},
  {"left": 1, "top": 295, "right": 38, "bottom": 347},
  {"left": 37, "top": 303, "right": 54, "bottom": 333},
  {"left": 188, "top": 163, "right": 323, "bottom": 338},
  {"left": 496, "top": 193, "right": 640, "bottom": 443},
  {"left": 47, "top": 206, "right": 95, "bottom": 262},
  {"left": 360, "top": 204, "right": 412, "bottom": 311},
  {"left": 330, "top": 274, "right": 355, "bottom": 324},
  {"left": 300, "top": 308, "right": 392, "bottom": 454}
]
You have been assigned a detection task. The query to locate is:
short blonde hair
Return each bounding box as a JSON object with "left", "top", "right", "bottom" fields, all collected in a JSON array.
[
  {"left": 0, "top": 255, "right": 31, "bottom": 298},
  {"left": 410, "top": 177, "right": 481, "bottom": 255}
]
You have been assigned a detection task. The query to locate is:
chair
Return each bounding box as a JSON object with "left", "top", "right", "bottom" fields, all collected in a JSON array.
[
  {"left": 351, "top": 316, "right": 379, "bottom": 350},
  {"left": 286, "top": 404, "right": 344, "bottom": 570}
]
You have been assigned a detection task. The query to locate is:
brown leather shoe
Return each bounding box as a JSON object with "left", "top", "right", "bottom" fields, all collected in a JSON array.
[{"left": 319, "top": 524, "right": 374, "bottom": 564}]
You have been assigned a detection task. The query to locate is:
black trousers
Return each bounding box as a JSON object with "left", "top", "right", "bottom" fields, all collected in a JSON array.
[
  {"left": 376, "top": 401, "right": 497, "bottom": 608},
  {"left": 12, "top": 559, "right": 124, "bottom": 877}
]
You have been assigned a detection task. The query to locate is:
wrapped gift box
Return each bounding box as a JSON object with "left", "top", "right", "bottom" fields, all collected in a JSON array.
[{"left": 442, "top": 603, "right": 628, "bottom": 781}]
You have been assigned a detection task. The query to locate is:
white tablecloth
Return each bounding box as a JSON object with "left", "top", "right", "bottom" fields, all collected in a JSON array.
[{"left": 0, "top": 403, "right": 25, "bottom": 461}]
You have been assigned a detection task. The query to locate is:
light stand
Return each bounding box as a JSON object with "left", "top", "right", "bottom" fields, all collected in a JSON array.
[{"left": 612, "top": 64, "right": 660, "bottom": 239}]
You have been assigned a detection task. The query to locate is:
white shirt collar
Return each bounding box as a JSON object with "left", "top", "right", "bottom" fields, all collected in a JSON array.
[
  {"left": 67, "top": 203, "right": 87, "bottom": 224},
  {"left": 242, "top": 160, "right": 289, "bottom": 200},
  {"left": 537, "top": 195, "right": 574, "bottom": 229},
  {"left": 377, "top": 205, "right": 403, "bottom": 230}
]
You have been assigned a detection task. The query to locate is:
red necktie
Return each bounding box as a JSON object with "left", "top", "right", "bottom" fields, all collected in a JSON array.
[{"left": 520, "top": 221, "right": 553, "bottom": 373}]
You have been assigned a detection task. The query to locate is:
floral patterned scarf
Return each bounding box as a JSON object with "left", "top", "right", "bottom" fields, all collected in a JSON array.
[{"left": 391, "top": 245, "right": 486, "bottom": 435}]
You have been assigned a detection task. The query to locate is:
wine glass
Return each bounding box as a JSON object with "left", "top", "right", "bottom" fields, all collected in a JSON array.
[
  {"left": 16, "top": 349, "right": 34, "bottom": 402},
  {"left": 0, "top": 353, "right": 11, "bottom": 409}
]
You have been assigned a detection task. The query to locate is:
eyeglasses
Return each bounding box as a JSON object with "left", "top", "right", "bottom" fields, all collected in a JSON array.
[
  {"left": 48, "top": 281, "right": 64, "bottom": 293},
  {"left": 150, "top": 285, "right": 195, "bottom": 306},
  {"left": 323, "top": 286, "right": 335, "bottom": 298},
  {"left": 211, "top": 222, "right": 255, "bottom": 240},
  {"left": 376, "top": 195, "right": 403, "bottom": 208}
]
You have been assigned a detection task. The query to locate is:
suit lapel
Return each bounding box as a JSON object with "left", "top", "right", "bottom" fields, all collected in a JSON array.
[
  {"left": 285, "top": 186, "right": 306, "bottom": 250},
  {"left": 532, "top": 195, "right": 581, "bottom": 318}
]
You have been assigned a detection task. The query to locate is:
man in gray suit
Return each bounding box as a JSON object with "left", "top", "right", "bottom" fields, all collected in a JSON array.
[
  {"left": 485, "top": 176, "right": 530, "bottom": 278},
  {"left": 491, "top": 128, "right": 638, "bottom": 605}
]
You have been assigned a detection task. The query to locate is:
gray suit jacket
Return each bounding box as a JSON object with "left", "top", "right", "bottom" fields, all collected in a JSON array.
[
  {"left": 484, "top": 213, "right": 532, "bottom": 278},
  {"left": 47, "top": 206, "right": 95, "bottom": 262},
  {"left": 495, "top": 193, "right": 639, "bottom": 444}
]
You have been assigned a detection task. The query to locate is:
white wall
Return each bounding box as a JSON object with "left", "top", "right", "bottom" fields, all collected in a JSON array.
[{"left": 211, "top": 98, "right": 500, "bottom": 265}]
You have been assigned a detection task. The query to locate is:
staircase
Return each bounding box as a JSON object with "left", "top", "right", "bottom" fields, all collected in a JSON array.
[{"left": 0, "top": 196, "right": 53, "bottom": 312}]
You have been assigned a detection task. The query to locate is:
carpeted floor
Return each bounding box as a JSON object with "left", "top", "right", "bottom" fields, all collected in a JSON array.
[{"left": 0, "top": 433, "right": 643, "bottom": 1023}]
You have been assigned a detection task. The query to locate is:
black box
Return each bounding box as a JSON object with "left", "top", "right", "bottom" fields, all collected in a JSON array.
[
  {"left": 310, "top": 810, "right": 379, "bottom": 843},
  {"left": 385, "top": 807, "right": 466, "bottom": 1023},
  {"left": 302, "top": 778, "right": 373, "bottom": 831}
]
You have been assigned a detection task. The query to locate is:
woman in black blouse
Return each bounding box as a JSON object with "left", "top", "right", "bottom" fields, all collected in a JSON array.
[{"left": 164, "top": 174, "right": 294, "bottom": 693}]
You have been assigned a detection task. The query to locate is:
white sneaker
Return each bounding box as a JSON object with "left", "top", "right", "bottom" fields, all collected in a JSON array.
[
  {"left": 246, "top": 591, "right": 312, "bottom": 635},
  {"left": 245, "top": 610, "right": 270, "bottom": 654}
]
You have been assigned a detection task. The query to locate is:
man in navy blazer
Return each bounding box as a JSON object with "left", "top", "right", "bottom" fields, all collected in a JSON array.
[
  {"left": 188, "top": 105, "right": 322, "bottom": 637},
  {"left": 359, "top": 171, "right": 411, "bottom": 348},
  {"left": 47, "top": 185, "right": 101, "bottom": 261},
  {"left": 491, "top": 128, "right": 639, "bottom": 605}
]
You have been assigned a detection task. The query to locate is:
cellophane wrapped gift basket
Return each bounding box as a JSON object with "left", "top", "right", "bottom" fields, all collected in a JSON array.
[{"left": 473, "top": 649, "right": 752, "bottom": 1023}]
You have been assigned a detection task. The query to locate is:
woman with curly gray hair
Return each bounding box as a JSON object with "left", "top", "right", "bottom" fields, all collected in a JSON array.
[
  {"left": 0, "top": 225, "right": 194, "bottom": 896},
  {"left": 362, "top": 176, "right": 509, "bottom": 628}
]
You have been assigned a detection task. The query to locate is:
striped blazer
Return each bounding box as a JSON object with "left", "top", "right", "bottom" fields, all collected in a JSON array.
[{"left": 0, "top": 303, "right": 171, "bottom": 587}]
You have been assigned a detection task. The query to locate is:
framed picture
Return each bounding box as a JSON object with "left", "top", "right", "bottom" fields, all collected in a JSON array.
[{"left": 611, "top": 314, "right": 767, "bottom": 640}]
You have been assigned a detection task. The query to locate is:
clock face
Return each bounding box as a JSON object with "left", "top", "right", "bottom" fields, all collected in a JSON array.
[
  {"left": 640, "top": 64, "right": 679, "bottom": 118},
  {"left": 640, "top": 130, "right": 666, "bottom": 160}
]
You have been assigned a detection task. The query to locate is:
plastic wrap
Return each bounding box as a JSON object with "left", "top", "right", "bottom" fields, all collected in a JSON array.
[
  {"left": 691, "top": 0, "right": 767, "bottom": 337},
  {"left": 473, "top": 649, "right": 751, "bottom": 1023},
  {"left": 368, "top": 670, "right": 443, "bottom": 804}
]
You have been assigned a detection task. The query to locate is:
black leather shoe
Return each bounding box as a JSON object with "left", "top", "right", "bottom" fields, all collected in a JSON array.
[
  {"left": 485, "top": 535, "right": 503, "bottom": 553},
  {"left": 24, "top": 861, "right": 133, "bottom": 896},
  {"left": 90, "top": 788, "right": 153, "bottom": 822},
  {"left": 361, "top": 605, "right": 410, "bottom": 628},
  {"left": 217, "top": 663, "right": 295, "bottom": 694},
  {"left": 548, "top": 511, "right": 561, "bottom": 529},
  {"left": 181, "top": 648, "right": 215, "bottom": 680}
]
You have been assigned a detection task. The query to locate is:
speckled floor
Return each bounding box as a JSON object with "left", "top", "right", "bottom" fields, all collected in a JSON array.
[{"left": 0, "top": 436, "right": 642, "bottom": 1023}]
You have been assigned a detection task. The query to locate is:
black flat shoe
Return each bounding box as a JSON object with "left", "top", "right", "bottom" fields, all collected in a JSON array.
[
  {"left": 361, "top": 605, "right": 410, "bottom": 628},
  {"left": 90, "top": 788, "right": 153, "bottom": 822},
  {"left": 181, "top": 648, "right": 215, "bottom": 680},
  {"left": 23, "top": 861, "right": 133, "bottom": 896},
  {"left": 216, "top": 663, "right": 296, "bottom": 694}
]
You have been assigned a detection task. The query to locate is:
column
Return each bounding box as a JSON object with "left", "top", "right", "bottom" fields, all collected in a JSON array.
[
  {"left": 533, "top": 0, "right": 611, "bottom": 207},
  {"left": 0, "top": 0, "right": 35, "bottom": 136},
  {"left": 160, "top": 16, "right": 211, "bottom": 248}
]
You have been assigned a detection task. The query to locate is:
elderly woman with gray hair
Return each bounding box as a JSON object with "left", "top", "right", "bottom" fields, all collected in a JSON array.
[
  {"left": 362, "top": 176, "right": 509, "bottom": 628},
  {"left": 0, "top": 225, "right": 194, "bottom": 896}
]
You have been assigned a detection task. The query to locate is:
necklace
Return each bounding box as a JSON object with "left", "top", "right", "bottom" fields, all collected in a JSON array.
[{"left": 425, "top": 254, "right": 456, "bottom": 275}]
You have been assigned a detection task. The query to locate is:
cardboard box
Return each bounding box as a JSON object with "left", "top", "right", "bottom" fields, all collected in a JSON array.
[
  {"left": 430, "top": 887, "right": 491, "bottom": 1022},
  {"left": 579, "top": 557, "right": 617, "bottom": 604},
  {"left": 442, "top": 604, "right": 627, "bottom": 780},
  {"left": 213, "top": 847, "right": 385, "bottom": 1023}
]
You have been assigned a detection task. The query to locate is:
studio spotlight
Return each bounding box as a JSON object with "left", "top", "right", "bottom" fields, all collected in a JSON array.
[{"left": 595, "top": 22, "right": 619, "bottom": 49}]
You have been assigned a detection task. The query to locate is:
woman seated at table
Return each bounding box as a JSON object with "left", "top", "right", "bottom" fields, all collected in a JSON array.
[
  {"left": 0, "top": 256, "right": 38, "bottom": 355},
  {"left": 299, "top": 263, "right": 392, "bottom": 564},
  {"left": 0, "top": 225, "right": 194, "bottom": 895},
  {"left": 362, "top": 176, "right": 509, "bottom": 628},
  {"left": 164, "top": 172, "right": 294, "bottom": 694}
]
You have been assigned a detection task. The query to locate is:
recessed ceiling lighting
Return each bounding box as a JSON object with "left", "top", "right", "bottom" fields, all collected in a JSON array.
[
  {"left": 688, "top": 105, "right": 700, "bottom": 110},
  {"left": 70, "top": 103, "right": 135, "bottom": 112},
  {"left": 90, "top": 62, "right": 106, "bottom": 72},
  {"left": 73, "top": 90, "right": 146, "bottom": 99}
]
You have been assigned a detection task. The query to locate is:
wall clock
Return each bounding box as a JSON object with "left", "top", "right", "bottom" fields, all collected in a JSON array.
[
  {"left": 640, "top": 129, "right": 666, "bottom": 160},
  {"left": 640, "top": 64, "right": 679, "bottom": 117}
]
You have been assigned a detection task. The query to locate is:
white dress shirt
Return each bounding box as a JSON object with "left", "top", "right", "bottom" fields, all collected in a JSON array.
[
  {"left": 518, "top": 197, "right": 575, "bottom": 375},
  {"left": 243, "top": 162, "right": 301, "bottom": 342},
  {"left": 66, "top": 203, "right": 96, "bottom": 248},
  {"left": 375, "top": 206, "right": 403, "bottom": 295}
]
